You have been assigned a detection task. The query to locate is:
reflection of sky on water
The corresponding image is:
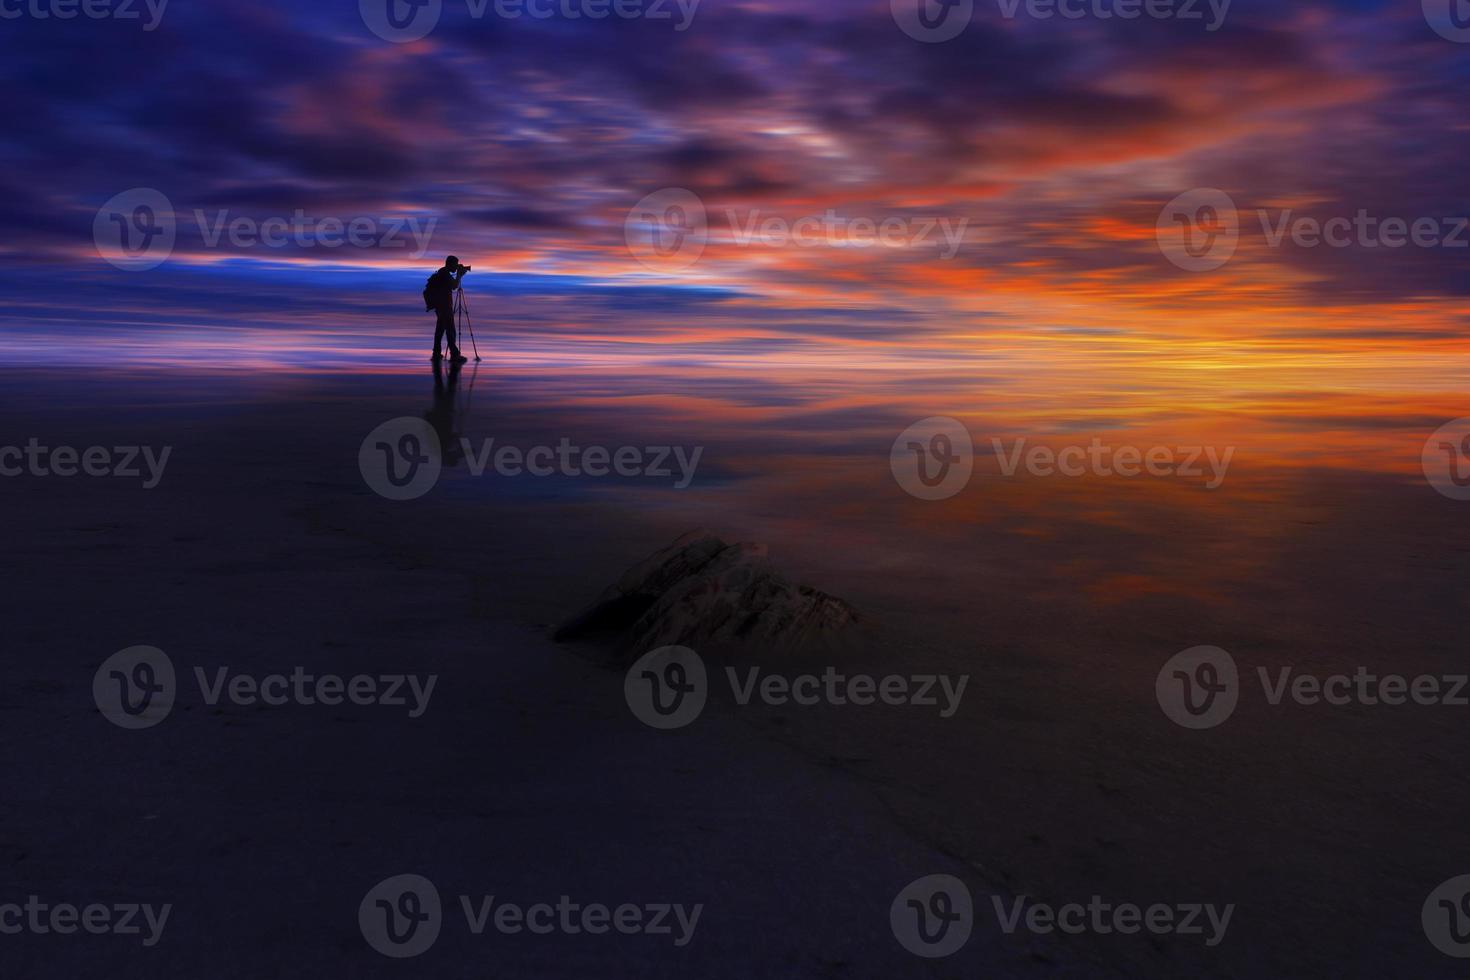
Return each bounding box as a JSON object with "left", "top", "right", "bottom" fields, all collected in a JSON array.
[
  {"left": 4, "top": 288, "right": 1464, "bottom": 489},
  {"left": 2, "top": 331, "right": 1464, "bottom": 637}
]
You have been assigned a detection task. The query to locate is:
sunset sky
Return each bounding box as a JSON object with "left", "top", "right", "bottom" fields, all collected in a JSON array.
[{"left": 1, "top": 0, "right": 1466, "bottom": 395}]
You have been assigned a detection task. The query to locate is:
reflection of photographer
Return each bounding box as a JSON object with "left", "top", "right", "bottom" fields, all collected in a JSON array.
[
  {"left": 425, "top": 357, "right": 465, "bottom": 468},
  {"left": 423, "top": 255, "right": 471, "bottom": 363}
]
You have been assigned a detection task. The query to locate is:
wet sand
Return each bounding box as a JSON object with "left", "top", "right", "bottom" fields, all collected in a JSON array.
[{"left": 1, "top": 361, "right": 1467, "bottom": 977}]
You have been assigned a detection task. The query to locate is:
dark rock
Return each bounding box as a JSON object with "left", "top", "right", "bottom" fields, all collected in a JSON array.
[{"left": 555, "top": 530, "right": 857, "bottom": 656}]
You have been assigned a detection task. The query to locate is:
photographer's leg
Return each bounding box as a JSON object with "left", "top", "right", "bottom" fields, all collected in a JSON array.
[
  {"left": 433, "top": 306, "right": 453, "bottom": 359},
  {"left": 443, "top": 302, "right": 464, "bottom": 359}
]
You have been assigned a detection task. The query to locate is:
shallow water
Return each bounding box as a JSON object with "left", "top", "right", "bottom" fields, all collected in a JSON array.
[{"left": 3, "top": 334, "right": 1468, "bottom": 977}]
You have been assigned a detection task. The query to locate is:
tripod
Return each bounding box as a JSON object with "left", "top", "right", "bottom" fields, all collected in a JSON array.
[{"left": 452, "top": 287, "right": 482, "bottom": 362}]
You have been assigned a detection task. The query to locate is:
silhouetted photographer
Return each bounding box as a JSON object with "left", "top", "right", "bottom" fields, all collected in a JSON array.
[{"left": 423, "top": 255, "right": 471, "bottom": 363}]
